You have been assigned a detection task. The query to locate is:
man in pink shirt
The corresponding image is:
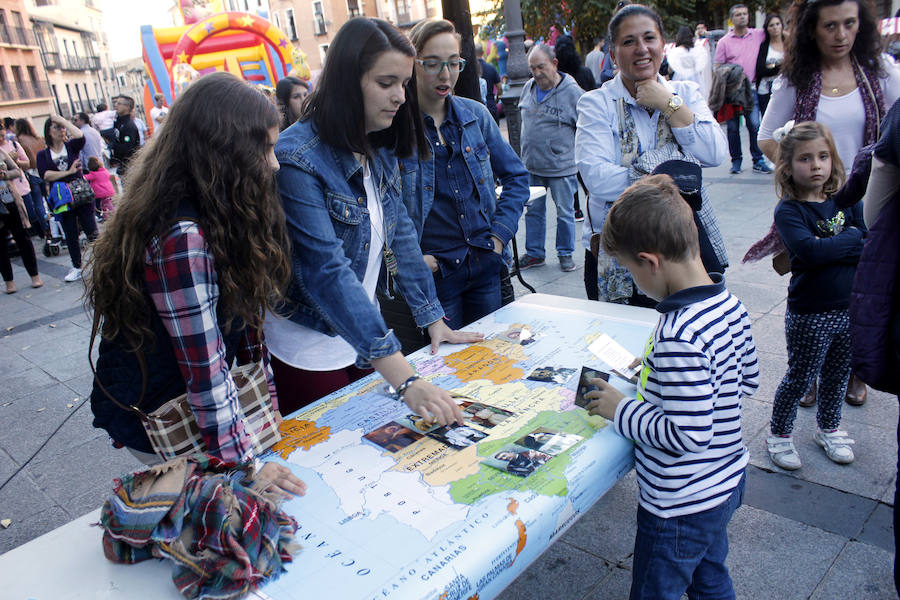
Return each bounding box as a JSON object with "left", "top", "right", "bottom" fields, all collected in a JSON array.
[{"left": 714, "top": 4, "right": 772, "bottom": 174}]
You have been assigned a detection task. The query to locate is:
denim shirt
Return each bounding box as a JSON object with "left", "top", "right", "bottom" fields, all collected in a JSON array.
[
  {"left": 400, "top": 96, "right": 529, "bottom": 248},
  {"left": 274, "top": 119, "right": 444, "bottom": 367},
  {"left": 421, "top": 102, "right": 495, "bottom": 275}
]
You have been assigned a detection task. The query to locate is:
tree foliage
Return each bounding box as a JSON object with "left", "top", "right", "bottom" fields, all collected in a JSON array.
[{"left": 475, "top": 0, "right": 785, "bottom": 54}]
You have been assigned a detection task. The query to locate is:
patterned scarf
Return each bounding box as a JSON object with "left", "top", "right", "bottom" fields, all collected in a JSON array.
[{"left": 793, "top": 57, "right": 886, "bottom": 144}]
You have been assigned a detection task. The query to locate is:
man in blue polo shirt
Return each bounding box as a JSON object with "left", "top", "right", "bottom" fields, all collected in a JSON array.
[{"left": 715, "top": 4, "right": 772, "bottom": 174}]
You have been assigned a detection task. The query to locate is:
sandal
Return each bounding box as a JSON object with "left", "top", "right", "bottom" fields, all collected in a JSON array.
[
  {"left": 4, "top": 281, "right": 16, "bottom": 294},
  {"left": 814, "top": 428, "right": 855, "bottom": 464},
  {"left": 767, "top": 435, "right": 801, "bottom": 470}
]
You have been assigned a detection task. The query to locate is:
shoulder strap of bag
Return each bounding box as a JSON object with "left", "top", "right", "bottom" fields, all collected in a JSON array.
[
  {"left": 88, "top": 310, "right": 150, "bottom": 419},
  {"left": 853, "top": 56, "right": 881, "bottom": 139}
]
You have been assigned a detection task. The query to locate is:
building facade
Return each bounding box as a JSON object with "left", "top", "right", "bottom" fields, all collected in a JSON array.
[
  {"left": 0, "top": 0, "right": 53, "bottom": 125},
  {"left": 267, "top": 0, "right": 437, "bottom": 74},
  {"left": 26, "top": 0, "right": 115, "bottom": 119}
]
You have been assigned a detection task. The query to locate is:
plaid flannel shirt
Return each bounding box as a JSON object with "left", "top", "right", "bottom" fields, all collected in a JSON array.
[{"left": 144, "top": 221, "right": 278, "bottom": 463}]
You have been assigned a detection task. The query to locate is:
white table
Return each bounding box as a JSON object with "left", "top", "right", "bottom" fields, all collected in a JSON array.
[{"left": 1, "top": 294, "right": 657, "bottom": 600}]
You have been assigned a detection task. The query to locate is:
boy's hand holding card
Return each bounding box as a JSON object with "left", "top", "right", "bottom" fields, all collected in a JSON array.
[{"left": 584, "top": 378, "right": 625, "bottom": 420}]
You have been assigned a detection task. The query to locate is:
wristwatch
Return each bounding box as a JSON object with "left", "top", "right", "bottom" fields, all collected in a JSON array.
[{"left": 663, "top": 95, "right": 684, "bottom": 119}]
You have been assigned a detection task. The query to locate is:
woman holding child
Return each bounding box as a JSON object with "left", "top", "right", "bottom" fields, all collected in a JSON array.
[
  {"left": 575, "top": 3, "right": 728, "bottom": 306},
  {"left": 265, "top": 17, "right": 480, "bottom": 419}
]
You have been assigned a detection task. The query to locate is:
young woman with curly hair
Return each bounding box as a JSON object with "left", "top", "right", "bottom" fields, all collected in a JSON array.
[{"left": 87, "top": 72, "right": 306, "bottom": 495}]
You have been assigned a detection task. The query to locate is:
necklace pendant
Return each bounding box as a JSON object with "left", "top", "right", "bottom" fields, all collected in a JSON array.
[{"left": 384, "top": 247, "right": 399, "bottom": 277}]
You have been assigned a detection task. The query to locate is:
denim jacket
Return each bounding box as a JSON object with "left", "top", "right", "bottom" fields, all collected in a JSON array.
[
  {"left": 275, "top": 119, "right": 444, "bottom": 367},
  {"left": 399, "top": 96, "right": 529, "bottom": 246}
]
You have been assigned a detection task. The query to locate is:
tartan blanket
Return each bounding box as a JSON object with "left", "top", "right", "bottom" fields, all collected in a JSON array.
[{"left": 100, "top": 455, "right": 299, "bottom": 600}]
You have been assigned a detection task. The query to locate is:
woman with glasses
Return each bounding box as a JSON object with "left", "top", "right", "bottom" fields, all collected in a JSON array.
[
  {"left": 265, "top": 17, "right": 482, "bottom": 418},
  {"left": 399, "top": 18, "right": 528, "bottom": 332}
]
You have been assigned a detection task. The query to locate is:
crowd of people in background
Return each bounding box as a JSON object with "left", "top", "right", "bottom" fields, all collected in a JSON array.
[{"left": 4, "top": 1, "right": 900, "bottom": 596}]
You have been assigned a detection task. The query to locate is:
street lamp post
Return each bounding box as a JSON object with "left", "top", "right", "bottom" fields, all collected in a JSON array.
[{"left": 500, "top": 0, "right": 529, "bottom": 156}]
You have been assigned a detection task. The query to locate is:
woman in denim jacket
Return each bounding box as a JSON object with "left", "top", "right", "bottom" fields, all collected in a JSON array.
[
  {"left": 265, "top": 18, "right": 480, "bottom": 420},
  {"left": 400, "top": 19, "right": 528, "bottom": 330}
]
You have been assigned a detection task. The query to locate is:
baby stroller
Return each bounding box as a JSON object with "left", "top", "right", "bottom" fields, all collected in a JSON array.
[{"left": 42, "top": 214, "right": 66, "bottom": 257}]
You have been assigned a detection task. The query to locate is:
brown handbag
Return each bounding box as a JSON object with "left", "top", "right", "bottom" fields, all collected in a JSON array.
[
  {"left": 772, "top": 250, "right": 791, "bottom": 276},
  {"left": 89, "top": 313, "right": 281, "bottom": 460}
]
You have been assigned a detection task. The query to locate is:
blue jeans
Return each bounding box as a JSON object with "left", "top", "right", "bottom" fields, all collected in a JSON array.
[
  {"left": 630, "top": 473, "right": 745, "bottom": 600},
  {"left": 525, "top": 174, "right": 577, "bottom": 259},
  {"left": 726, "top": 92, "right": 763, "bottom": 165},
  {"left": 433, "top": 249, "right": 502, "bottom": 330},
  {"left": 24, "top": 173, "right": 49, "bottom": 235}
]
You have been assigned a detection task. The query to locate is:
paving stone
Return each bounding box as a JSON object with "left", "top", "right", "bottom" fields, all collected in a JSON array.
[
  {"left": 29, "top": 436, "right": 144, "bottom": 504},
  {"left": 0, "top": 505, "right": 71, "bottom": 555},
  {"left": 811, "top": 541, "right": 895, "bottom": 600},
  {"left": 495, "top": 540, "right": 613, "bottom": 600},
  {"left": 838, "top": 387, "right": 899, "bottom": 431},
  {"left": 561, "top": 470, "right": 638, "bottom": 564},
  {"left": 857, "top": 502, "right": 894, "bottom": 553},
  {"left": 583, "top": 565, "right": 633, "bottom": 600},
  {"left": 4, "top": 367, "right": 57, "bottom": 402},
  {"left": 0, "top": 468, "right": 57, "bottom": 534},
  {"left": 747, "top": 418, "right": 897, "bottom": 502},
  {"left": 0, "top": 383, "right": 84, "bottom": 463},
  {"left": 753, "top": 350, "right": 788, "bottom": 405},
  {"left": 748, "top": 313, "right": 787, "bottom": 358},
  {"left": 726, "top": 280, "right": 788, "bottom": 315},
  {"left": 741, "top": 396, "right": 773, "bottom": 442},
  {"left": 726, "top": 505, "right": 846, "bottom": 600}
]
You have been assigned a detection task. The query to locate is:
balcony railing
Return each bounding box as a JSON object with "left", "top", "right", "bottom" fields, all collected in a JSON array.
[
  {"left": 58, "top": 54, "right": 100, "bottom": 71},
  {"left": 0, "top": 25, "right": 37, "bottom": 47},
  {"left": 0, "top": 81, "right": 52, "bottom": 103},
  {"left": 41, "top": 51, "right": 61, "bottom": 70}
]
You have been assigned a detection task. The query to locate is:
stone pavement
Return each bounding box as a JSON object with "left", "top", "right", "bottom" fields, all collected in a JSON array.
[{"left": 0, "top": 134, "right": 897, "bottom": 599}]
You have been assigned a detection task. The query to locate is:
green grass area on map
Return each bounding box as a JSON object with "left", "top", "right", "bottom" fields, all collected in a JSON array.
[{"left": 448, "top": 409, "right": 607, "bottom": 504}]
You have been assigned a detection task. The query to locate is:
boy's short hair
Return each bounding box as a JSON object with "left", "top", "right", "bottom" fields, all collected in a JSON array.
[{"left": 600, "top": 174, "right": 699, "bottom": 262}]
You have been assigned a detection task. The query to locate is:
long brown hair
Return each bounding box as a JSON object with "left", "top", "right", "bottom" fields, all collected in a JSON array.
[
  {"left": 86, "top": 72, "right": 291, "bottom": 348},
  {"left": 775, "top": 121, "right": 845, "bottom": 201}
]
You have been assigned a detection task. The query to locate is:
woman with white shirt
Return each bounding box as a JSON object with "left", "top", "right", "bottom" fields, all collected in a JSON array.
[
  {"left": 755, "top": 13, "right": 787, "bottom": 116},
  {"left": 755, "top": 0, "right": 900, "bottom": 407},
  {"left": 666, "top": 26, "right": 712, "bottom": 101},
  {"left": 575, "top": 4, "right": 728, "bottom": 305}
]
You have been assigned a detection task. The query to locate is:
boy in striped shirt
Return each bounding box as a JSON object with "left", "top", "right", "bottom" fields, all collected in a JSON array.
[{"left": 585, "top": 174, "right": 759, "bottom": 600}]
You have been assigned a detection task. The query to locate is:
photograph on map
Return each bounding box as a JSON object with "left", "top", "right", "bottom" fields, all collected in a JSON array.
[
  {"left": 483, "top": 444, "right": 553, "bottom": 477},
  {"left": 574, "top": 366, "right": 611, "bottom": 408},
  {"left": 426, "top": 423, "right": 488, "bottom": 449},
  {"left": 526, "top": 366, "right": 577, "bottom": 384},
  {"left": 497, "top": 325, "right": 537, "bottom": 346},
  {"left": 363, "top": 421, "right": 425, "bottom": 453},
  {"left": 515, "top": 428, "right": 584, "bottom": 456},
  {"left": 458, "top": 400, "right": 515, "bottom": 429},
  {"left": 395, "top": 413, "right": 442, "bottom": 434}
]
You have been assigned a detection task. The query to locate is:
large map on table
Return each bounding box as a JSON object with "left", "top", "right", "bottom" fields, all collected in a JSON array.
[{"left": 253, "top": 302, "right": 654, "bottom": 600}]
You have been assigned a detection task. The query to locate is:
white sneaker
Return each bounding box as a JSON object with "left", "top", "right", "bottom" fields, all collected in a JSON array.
[
  {"left": 814, "top": 428, "right": 855, "bottom": 464},
  {"left": 64, "top": 268, "right": 82, "bottom": 282},
  {"left": 767, "top": 435, "right": 802, "bottom": 470}
]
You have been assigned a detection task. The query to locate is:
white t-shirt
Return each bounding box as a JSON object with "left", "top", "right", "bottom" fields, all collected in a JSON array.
[
  {"left": 759, "top": 59, "right": 900, "bottom": 171},
  {"left": 150, "top": 106, "right": 168, "bottom": 133},
  {"left": 264, "top": 162, "right": 385, "bottom": 371},
  {"left": 757, "top": 47, "right": 784, "bottom": 95}
]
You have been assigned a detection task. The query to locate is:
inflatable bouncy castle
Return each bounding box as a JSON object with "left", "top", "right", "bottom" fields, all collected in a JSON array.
[{"left": 140, "top": 0, "right": 310, "bottom": 125}]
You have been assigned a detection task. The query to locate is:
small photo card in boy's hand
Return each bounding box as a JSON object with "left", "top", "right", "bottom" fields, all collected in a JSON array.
[
  {"left": 459, "top": 401, "right": 515, "bottom": 429},
  {"left": 515, "top": 427, "right": 584, "bottom": 456},
  {"left": 426, "top": 423, "right": 488, "bottom": 449},
  {"left": 588, "top": 334, "right": 640, "bottom": 383},
  {"left": 574, "top": 367, "right": 610, "bottom": 408},
  {"left": 483, "top": 444, "right": 553, "bottom": 477}
]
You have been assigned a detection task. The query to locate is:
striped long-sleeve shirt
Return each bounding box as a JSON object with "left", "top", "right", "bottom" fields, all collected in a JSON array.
[{"left": 613, "top": 275, "right": 759, "bottom": 518}]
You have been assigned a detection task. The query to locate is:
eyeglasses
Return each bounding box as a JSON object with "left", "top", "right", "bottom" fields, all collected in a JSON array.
[{"left": 416, "top": 58, "right": 467, "bottom": 75}]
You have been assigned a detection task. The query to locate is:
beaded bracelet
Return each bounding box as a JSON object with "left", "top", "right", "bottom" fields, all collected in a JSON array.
[{"left": 393, "top": 375, "right": 421, "bottom": 401}]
